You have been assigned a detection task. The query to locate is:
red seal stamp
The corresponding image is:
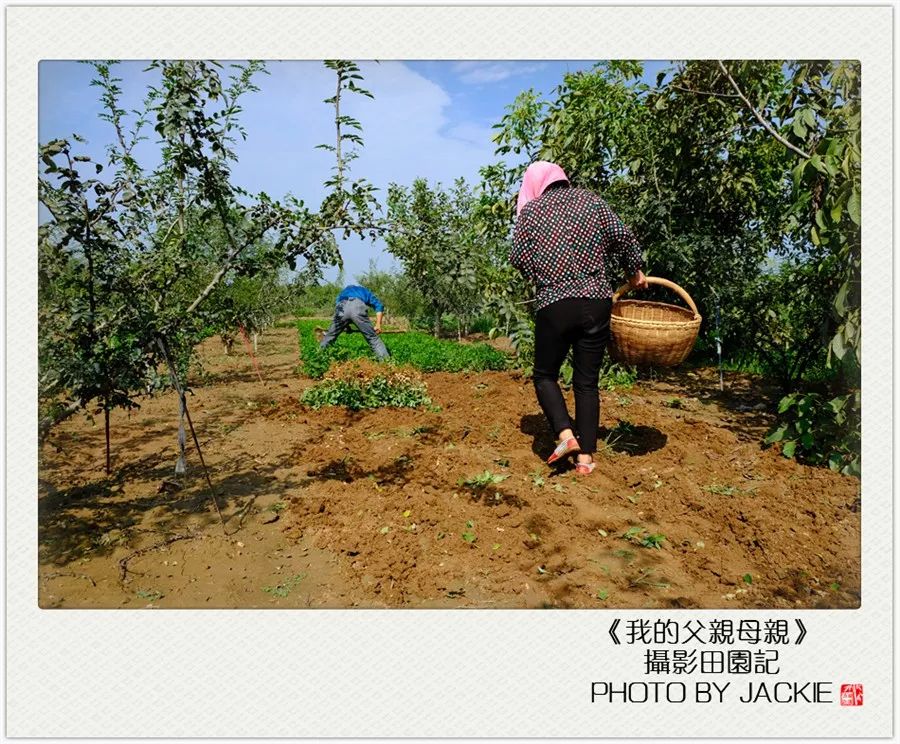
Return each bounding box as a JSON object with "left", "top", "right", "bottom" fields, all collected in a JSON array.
[{"left": 840, "top": 684, "right": 863, "bottom": 706}]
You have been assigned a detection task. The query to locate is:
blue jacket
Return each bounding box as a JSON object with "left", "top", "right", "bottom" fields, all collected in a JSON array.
[{"left": 336, "top": 285, "right": 384, "bottom": 313}]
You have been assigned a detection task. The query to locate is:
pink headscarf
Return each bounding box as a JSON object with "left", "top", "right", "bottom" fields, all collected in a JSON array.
[{"left": 516, "top": 160, "right": 569, "bottom": 216}]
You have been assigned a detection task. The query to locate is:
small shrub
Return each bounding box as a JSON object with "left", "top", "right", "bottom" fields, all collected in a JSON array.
[
  {"left": 622, "top": 526, "right": 666, "bottom": 550},
  {"left": 600, "top": 362, "right": 638, "bottom": 390},
  {"left": 301, "top": 361, "right": 431, "bottom": 411},
  {"left": 765, "top": 390, "right": 860, "bottom": 476},
  {"left": 458, "top": 470, "right": 508, "bottom": 490}
]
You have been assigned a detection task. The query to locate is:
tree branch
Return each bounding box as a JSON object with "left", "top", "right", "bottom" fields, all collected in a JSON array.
[
  {"left": 717, "top": 61, "right": 812, "bottom": 160},
  {"left": 670, "top": 83, "right": 740, "bottom": 99}
]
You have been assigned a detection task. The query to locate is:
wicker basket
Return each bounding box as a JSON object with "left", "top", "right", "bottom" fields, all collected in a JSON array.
[{"left": 608, "top": 277, "right": 701, "bottom": 367}]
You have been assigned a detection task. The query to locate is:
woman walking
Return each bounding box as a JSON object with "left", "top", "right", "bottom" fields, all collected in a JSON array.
[{"left": 511, "top": 161, "right": 647, "bottom": 475}]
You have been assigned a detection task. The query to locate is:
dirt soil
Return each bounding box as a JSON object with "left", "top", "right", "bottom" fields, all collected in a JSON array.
[{"left": 38, "top": 324, "right": 860, "bottom": 609}]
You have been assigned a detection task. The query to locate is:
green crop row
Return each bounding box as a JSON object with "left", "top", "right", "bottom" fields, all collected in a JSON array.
[{"left": 297, "top": 319, "right": 508, "bottom": 379}]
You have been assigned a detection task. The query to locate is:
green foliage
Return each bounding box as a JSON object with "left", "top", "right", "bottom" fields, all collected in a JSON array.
[
  {"left": 297, "top": 319, "right": 508, "bottom": 379},
  {"left": 600, "top": 362, "right": 638, "bottom": 390},
  {"left": 39, "top": 59, "right": 383, "bottom": 456},
  {"left": 292, "top": 280, "right": 344, "bottom": 317},
  {"left": 765, "top": 390, "right": 860, "bottom": 476},
  {"left": 622, "top": 526, "right": 666, "bottom": 550},
  {"left": 300, "top": 364, "right": 431, "bottom": 411},
  {"left": 775, "top": 61, "right": 861, "bottom": 383},
  {"left": 386, "top": 178, "right": 485, "bottom": 336},
  {"left": 458, "top": 470, "right": 509, "bottom": 489},
  {"left": 737, "top": 258, "right": 833, "bottom": 391},
  {"left": 355, "top": 263, "right": 429, "bottom": 328}
]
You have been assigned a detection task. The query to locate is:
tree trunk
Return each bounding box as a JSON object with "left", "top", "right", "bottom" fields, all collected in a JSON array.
[
  {"left": 104, "top": 403, "right": 111, "bottom": 476},
  {"left": 434, "top": 314, "right": 441, "bottom": 338}
]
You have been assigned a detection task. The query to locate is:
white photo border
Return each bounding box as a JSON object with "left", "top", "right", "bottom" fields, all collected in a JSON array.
[{"left": 6, "top": 4, "right": 892, "bottom": 738}]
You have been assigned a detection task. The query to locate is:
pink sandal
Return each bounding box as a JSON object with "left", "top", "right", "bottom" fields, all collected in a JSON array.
[
  {"left": 547, "top": 437, "right": 580, "bottom": 465},
  {"left": 574, "top": 461, "right": 596, "bottom": 475}
]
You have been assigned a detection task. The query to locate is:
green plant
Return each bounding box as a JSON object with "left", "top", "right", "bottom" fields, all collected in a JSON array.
[
  {"left": 599, "top": 362, "right": 638, "bottom": 390},
  {"left": 459, "top": 471, "right": 509, "bottom": 490},
  {"left": 462, "top": 520, "right": 477, "bottom": 543},
  {"left": 765, "top": 390, "right": 860, "bottom": 475},
  {"left": 300, "top": 361, "right": 431, "bottom": 411},
  {"left": 386, "top": 178, "right": 484, "bottom": 338},
  {"left": 262, "top": 573, "right": 306, "bottom": 598},
  {"left": 136, "top": 589, "right": 163, "bottom": 602},
  {"left": 622, "top": 526, "right": 666, "bottom": 550}
]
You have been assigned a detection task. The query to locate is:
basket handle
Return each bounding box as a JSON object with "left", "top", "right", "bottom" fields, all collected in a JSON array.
[{"left": 613, "top": 276, "right": 700, "bottom": 317}]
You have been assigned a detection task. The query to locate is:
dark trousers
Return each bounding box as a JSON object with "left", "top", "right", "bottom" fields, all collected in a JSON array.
[{"left": 533, "top": 297, "right": 612, "bottom": 454}]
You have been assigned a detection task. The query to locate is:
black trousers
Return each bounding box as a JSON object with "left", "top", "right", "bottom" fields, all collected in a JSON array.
[{"left": 533, "top": 297, "right": 612, "bottom": 454}]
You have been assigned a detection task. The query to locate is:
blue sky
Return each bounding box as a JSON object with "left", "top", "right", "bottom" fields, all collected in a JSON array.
[{"left": 39, "top": 59, "right": 669, "bottom": 283}]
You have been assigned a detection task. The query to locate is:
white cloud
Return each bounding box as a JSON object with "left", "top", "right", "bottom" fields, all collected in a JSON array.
[
  {"left": 452, "top": 61, "right": 547, "bottom": 84},
  {"left": 231, "top": 61, "right": 499, "bottom": 281}
]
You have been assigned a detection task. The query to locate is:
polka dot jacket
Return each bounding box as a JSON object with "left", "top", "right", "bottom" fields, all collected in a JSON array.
[{"left": 511, "top": 185, "right": 644, "bottom": 312}]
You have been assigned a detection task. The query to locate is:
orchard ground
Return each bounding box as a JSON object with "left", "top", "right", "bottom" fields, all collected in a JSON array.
[{"left": 38, "top": 324, "right": 860, "bottom": 609}]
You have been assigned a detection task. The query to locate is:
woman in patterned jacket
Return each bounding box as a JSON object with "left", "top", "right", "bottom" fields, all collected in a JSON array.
[{"left": 511, "top": 161, "right": 647, "bottom": 475}]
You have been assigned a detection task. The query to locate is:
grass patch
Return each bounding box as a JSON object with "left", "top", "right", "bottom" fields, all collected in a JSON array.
[{"left": 297, "top": 319, "right": 508, "bottom": 379}]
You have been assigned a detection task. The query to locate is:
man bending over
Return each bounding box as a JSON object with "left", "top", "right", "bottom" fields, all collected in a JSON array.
[{"left": 319, "top": 285, "right": 390, "bottom": 360}]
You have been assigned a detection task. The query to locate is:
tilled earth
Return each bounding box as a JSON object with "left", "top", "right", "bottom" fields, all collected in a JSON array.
[{"left": 38, "top": 325, "right": 860, "bottom": 609}]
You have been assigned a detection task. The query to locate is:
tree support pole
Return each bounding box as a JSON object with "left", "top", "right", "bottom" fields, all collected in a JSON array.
[{"left": 155, "top": 335, "right": 226, "bottom": 531}]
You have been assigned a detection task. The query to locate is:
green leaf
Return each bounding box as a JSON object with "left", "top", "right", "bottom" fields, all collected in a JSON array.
[
  {"left": 462, "top": 531, "right": 476, "bottom": 543},
  {"left": 764, "top": 425, "right": 788, "bottom": 444},
  {"left": 847, "top": 189, "right": 861, "bottom": 225},
  {"left": 597, "top": 589, "right": 609, "bottom": 601},
  {"left": 782, "top": 440, "right": 797, "bottom": 458},
  {"left": 777, "top": 393, "right": 797, "bottom": 414},
  {"left": 831, "top": 333, "right": 847, "bottom": 360},
  {"left": 742, "top": 573, "right": 753, "bottom": 585}
]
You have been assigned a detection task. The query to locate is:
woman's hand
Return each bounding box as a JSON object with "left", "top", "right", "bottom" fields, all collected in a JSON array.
[{"left": 628, "top": 270, "right": 648, "bottom": 290}]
